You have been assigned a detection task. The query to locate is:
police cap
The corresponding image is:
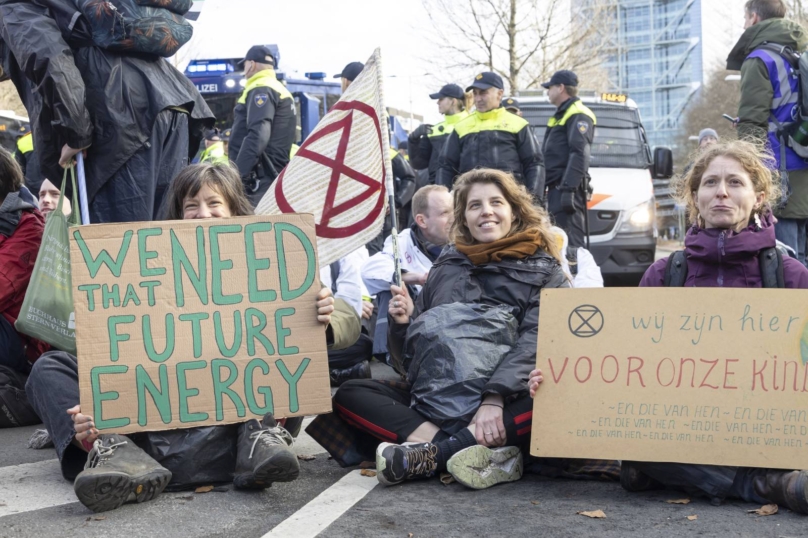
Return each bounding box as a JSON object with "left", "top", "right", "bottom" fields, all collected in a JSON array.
[
  {"left": 541, "top": 70, "right": 578, "bottom": 89},
  {"left": 334, "top": 62, "right": 364, "bottom": 82},
  {"left": 238, "top": 45, "right": 276, "bottom": 68},
  {"left": 204, "top": 128, "right": 222, "bottom": 142},
  {"left": 466, "top": 72, "right": 504, "bottom": 92},
  {"left": 501, "top": 97, "right": 520, "bottom": 111},
  {"left": 18, "top": 124, "right": 29, "bottom": 135},
  {"left": 429, "top": 83, "right": 465, "bottom": 100}
]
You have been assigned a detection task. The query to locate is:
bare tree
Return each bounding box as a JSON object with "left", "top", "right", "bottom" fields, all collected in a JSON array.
[
  {"left": 421, "top": 0, "right": 610, "bottom": 92},
  {"left": 787, "top": 0, "right": 808, "bottom": 25},
  {"left": 0, "top": 81, "right": 26, "bottom": 116}
]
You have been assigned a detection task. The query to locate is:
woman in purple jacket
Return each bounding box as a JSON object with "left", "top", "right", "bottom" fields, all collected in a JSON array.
[
  {"left": 633, "top": 140, "right": 808, "bottom": 511},
  {"left": 531, "top": 140, "right": 808, "bottom": 511}
]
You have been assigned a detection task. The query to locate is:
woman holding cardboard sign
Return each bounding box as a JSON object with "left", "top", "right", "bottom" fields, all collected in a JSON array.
[
  {"left": 26, "top": 163, "right": 361, "bottom": 513},
  {"left": 531, "top": 140, "right": 808, "bottom": 512},
  {"left": 322, "top": 168, "right": 586, "bottom": 490}
]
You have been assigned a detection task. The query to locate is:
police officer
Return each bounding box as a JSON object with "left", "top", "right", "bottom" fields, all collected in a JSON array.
[
  {"left": 229, "top": 45, "right": 296, "bottom": 206},
  {"left": 541, "top": 70, "right": 595, "bottom": 249},
  {"left": 199, "top": 129, "right": 229, "bottom": 165},
  {"left": 334, "top": 61, "right": 364, "bottom": 92},
  {"left": 502, "top": 97, "right": 522, "bottom": 116},
  {"left": 408, "top": 83, "right": 469, "bottom": 184},
  {"left": 437, "top": 72, "right": 544, "bottom": 199},
  {"left": 13, "top": 124, "right": 41, "bottom": 190}
]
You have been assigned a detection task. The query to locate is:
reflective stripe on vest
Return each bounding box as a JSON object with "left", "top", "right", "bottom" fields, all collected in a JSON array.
[
  {"left": 746, "top": 49, "right": 808, "bottom": 171},
  {"left": 237, "top": 70, "right": 292, "bottom": 105},
  {"left": 16, "top": 133, "right": 33, "bottom": 154},
  {"left": 428, "top": 110, "right": 470, "bottom": 138},
  {"left": 454, "top": 107, "right": 528, "bottom": 138},
  {"left": 547, "top": 100, "right": 597, "bottom": 128},
  {"left": 200, "top": 141, "right": 228, "bottom": 164}
]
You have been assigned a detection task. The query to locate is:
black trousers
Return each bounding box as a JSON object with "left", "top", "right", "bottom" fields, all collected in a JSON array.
[
  {"left": 90, "top": 109, "right": 189, "bottom": 223},
  {"left": 548, "top": 186, "right": 587, "bottom": 249},
  {"left": 328, "top": 332, "right": 373, "bottom": 370},
  {"left": 333, "top": 379, "right": 534, "bottom": 446}
]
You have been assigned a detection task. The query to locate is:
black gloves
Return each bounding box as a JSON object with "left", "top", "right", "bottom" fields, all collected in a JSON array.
[
  {"left": 411, "top": 123, "right": 432, "bottom": 139},
  {"left": 559, "top": 187, "right": 576, "bottom": 214}
]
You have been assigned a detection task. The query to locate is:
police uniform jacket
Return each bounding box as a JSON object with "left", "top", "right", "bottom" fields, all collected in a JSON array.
[
  {"left": 542, "top": 97, "right": 595, "bottom": 190},
  {"left": 436, "top": 107, "right": 544, "bottom": 197},
  {"left": 229, "top": 69, "right": 296, "bottom": 180},
  {"left": 408, "top": 111, "right": 468, "bottom": 182}
]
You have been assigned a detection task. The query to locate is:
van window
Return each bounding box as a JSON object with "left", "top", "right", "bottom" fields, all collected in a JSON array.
[{"left": 522, "top": 104, "right": 649, "bottom": 170}]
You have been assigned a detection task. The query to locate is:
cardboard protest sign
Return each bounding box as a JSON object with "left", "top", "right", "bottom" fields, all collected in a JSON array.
[
  {"left": 532, "top": 288, "right": 808, "bottom": 470},
  {"left": 69, "top": 214, "right": 330, "bottom": 435}
]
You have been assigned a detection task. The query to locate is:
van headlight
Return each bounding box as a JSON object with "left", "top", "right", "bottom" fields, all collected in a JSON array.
[{"left": 619, "top": 201, "right": 654, "bottom": 232}]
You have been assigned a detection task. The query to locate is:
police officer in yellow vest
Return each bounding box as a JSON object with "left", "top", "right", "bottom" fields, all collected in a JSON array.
[
  {"left": 541, "top": 70, "right": 595, "bottom": 249},
  {"left": 229, "top": 45, "right": 296, "bottom": 206},
  {"left": 437, "top": 72, "right": 544, "bottom": 199},
  {"left": 199, "top": 129, "right": 229, "bottom": 165},
  {"left": 408, "top": 84, "right": 469, "bottom": 183}
]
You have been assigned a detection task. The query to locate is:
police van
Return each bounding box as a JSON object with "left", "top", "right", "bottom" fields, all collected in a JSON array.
[{"left": 519, "top": 93, "right": 673, "bottom": 282}]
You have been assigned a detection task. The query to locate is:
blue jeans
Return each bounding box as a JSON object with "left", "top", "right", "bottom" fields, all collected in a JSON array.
[{"left": 775, "top": 217, "right": 808, "bottom": 266}]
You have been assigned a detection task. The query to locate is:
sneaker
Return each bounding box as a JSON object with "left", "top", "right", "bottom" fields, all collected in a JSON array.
[
  {"left": 234, "top": 413, "right": 299, "bottom": 490},
  {"left": 447, "top": 445, "right": 523, "bottom": 490},
  {"left": 620, "top": 461, "right": 664, "bottom": 492},
  {"left": 73, "top": 434, "right": 171, "bottom": 513},
  {"left": 375, "top": 442, "right": 438, "bottom": 486},
  {"left": 330, "top": 360, "right": 372, "bottom": 387}
]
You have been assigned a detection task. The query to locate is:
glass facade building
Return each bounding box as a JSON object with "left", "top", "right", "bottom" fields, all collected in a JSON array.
[{"left": 578, "top": 0, "right": 705, "bottom": 149}]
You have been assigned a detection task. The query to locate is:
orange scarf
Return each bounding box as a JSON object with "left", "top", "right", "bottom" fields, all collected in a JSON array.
[{"left": 455, "top": 229, "right": 543, "bottom": 265}]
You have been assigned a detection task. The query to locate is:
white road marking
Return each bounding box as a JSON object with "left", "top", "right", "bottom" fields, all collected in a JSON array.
[
  {"left": 0, "top": 459, "right": 77, "bottom": 517},
  {"left": 261, "top": 470, "right": 378, "bottom": 538}
]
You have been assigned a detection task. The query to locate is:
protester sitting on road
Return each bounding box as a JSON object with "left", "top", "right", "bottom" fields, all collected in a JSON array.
[
  {"left": 625, "top": 140, "right": 808, "bottom": 510},
  {"left": 321, "top": 247, "right": 376, "bottom": 386},
  {"left": 552, "top": 226, "right": 603, "bottom": 287},
  {"left": 0, "top": 148, "right": 48, "bottom": 374},
  {"left": 37, "top": 178, "right": 72, "bottom": 219},
  {"left": 25, "top": 163, "right": 361, "bottom": 513},
  {"left": 362, "top": 185, "right": 453, "bottom": 296},
  {"left": 323, "top": 168, "right": 568, "bottom": 490}
]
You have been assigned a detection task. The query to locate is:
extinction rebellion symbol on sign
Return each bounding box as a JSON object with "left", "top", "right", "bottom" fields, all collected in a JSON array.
[{"left": 568, "top": 304, "right": 604, "bottom": 338}]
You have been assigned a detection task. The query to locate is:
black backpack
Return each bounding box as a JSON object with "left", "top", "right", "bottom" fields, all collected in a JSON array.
[
  {"left": 0, "top": 366, "right": 40, "bottom": 428},
  {"left": 73, "top": 0, "right": 193, "bottom": 58},
  {"left": 663, "top": 247, "right": 785, "bottom": 288}
]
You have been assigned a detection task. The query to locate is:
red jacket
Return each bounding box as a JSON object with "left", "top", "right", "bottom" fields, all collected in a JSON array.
[{"left": 0, "top": 191, "right": 49, "bottom": 362}]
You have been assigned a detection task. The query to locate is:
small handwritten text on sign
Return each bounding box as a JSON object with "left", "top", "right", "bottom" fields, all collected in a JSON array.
[
  {"left": 70, "top": 215, "right": 330, "bottom": 435},
  {"left": 532, "top": 288, "right": 808, "bottom": 470}
]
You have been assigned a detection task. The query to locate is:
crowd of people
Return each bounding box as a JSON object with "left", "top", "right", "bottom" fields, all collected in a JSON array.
[{"left": 0, "top": 0, "right": 807, "bottom": 520}]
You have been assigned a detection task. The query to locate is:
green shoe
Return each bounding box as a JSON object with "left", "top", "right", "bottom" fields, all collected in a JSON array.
[{"left": 447, "top": 445, "right": 523, "bottom": 490}]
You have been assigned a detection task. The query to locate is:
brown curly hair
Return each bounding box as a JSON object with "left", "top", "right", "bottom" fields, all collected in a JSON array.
[
  {"left": 450, "top": 168, "right": 562, "bottom": 263},
  {"left": 675, "top": 139, "right": 781, "bottom": 226}
]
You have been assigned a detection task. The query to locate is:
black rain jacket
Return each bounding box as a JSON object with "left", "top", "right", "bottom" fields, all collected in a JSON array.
[
  {"left": 542, "top": 97, "right": 595, "bottom": 190},
  {"left": 389, "top": 244, "right": 568, "bottom": 399},
  {"left": 0, "top": 0, "right": 213, "bottom": 202}
]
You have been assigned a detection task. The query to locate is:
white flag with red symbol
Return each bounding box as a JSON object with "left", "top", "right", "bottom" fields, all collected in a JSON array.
[{"left": 254, "top": 48, "right": 393, "bottom": 266}]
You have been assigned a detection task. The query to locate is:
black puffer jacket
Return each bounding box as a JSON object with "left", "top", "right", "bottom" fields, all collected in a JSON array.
[{"left": 389, "top": 244, "right": 568, "bottom": 399}]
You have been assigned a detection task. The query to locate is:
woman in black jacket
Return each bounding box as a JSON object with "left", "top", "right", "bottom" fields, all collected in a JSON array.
[{"left": 333, "top": 168, "right": 568, "bottom": 489}]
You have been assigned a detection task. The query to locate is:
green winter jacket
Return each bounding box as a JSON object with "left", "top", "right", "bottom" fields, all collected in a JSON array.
[{"left": 727, "top": 18, "right": 808, "bottom": 218}]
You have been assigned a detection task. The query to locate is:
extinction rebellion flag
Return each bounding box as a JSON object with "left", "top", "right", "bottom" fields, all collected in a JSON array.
[{"left": 254, "top": 49, "right": 393, "bottom": 266}]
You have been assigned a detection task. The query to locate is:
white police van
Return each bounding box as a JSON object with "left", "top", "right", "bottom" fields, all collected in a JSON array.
[{"left": 519, "top": 93, "right": 673, "bottom": 282}]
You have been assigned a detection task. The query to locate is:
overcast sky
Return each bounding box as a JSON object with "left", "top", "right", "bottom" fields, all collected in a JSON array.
[{"left": 186, "top": 0, "right": 749, "bottom": 123}]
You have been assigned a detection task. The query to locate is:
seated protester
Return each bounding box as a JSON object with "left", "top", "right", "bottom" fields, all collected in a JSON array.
[
  {"left": 0, "top": 148, "right": 48, "bottom": 373},
  {"left": 330, "top": 168, "right": 569, "bottom": 489},
  {"left": 25, "top": 163, "right": 361, "bottom": 513},
  {"left": 552, "top": 226, "right": 603, "bottom": 287},
  {"left": 38, "top": 178, "right": 72, "bottom": 218},
  {"left": 362, "top": 185, "right": 453, "bottom": 296},
  {"left": 321, "top": 247, "right": 375, "bottom": 386},
  {"left": 588, "top": 140, "right": 808, "bottom": 510}
]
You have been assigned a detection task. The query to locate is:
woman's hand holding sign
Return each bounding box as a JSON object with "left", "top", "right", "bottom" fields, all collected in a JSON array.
[
  {"left": 528, "top": 368, "right": 543, "bottom": 398},
  {"left": 68, "top": 405, "right": 99, "bottom": 445},
  {"left": 316, "top": 287, "right": 335, "bottom": 327}
]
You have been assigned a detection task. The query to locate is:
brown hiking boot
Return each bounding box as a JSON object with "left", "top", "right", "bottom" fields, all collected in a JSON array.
[
  {"left": 73, "top": 434, "right": 171, "bottom": 513},
  {"left": 233, "top": 413, "right": 299, "bottom": 490},
  {"left": 753, "top": 470, "right": 808, "bottom": 514}
]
